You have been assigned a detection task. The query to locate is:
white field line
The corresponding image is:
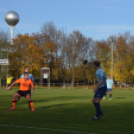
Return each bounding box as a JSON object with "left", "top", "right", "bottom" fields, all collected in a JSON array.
[{"left": 0, "top": 124, "right": 96, "bottom": 134}]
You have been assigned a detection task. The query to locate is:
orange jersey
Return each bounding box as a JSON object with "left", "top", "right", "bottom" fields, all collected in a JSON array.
[{"left": 15, "top": 78, "right": 33, "bottom": 91}]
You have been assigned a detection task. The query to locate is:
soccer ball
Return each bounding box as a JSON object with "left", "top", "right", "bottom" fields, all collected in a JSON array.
[{"left": 82, "top": 58, "right": 88, "bottom": 65}]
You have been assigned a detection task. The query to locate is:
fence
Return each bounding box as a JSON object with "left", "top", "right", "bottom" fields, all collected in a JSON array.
[
  {"left": 1, "top": 82, "right": 134, "bottom": 89},
  {"left": 35, "top": 83, "right": 89, "bottom": 89},
  {"left": 0, "top": 82, "right": 91, "bottom": 89},
  {"left": 114, "top": 83, "right": 134, "bottom": 89}
]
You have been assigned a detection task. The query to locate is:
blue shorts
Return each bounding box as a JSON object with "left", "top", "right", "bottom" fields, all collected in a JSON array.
[
  {"left": 94, "top": 86, "right": 107, "bottom": 98},
  {"left": 107, "top": 88, "right": 112, "bottom": 92}
]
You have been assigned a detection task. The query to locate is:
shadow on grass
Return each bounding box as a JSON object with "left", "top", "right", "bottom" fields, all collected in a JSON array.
[
  {"left": 15, "top": 96, "right": 91, "bottom": 105},
  {"left": 41, "top": 103, "right": 71, "bottom": 109},
  {"left": 1, "top": 100, "right": 134, "bottom": 134},
  {"left": 114, "top": 97, "right": 126, "bottom": 99}
]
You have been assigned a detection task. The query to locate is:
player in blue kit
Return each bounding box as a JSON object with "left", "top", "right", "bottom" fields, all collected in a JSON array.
[
  {"left": 103, "top": 75, "right": 114, "bottom": 100},
  {"left": 92, "top": 61, "right": 107, "bottom": 120},
  {"left": 20, "top": 66, "right": 34, "bottom": 82}
]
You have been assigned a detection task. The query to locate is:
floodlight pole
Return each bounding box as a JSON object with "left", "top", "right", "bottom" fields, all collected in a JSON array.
[
  {"left": 7, "top": 53, "right": 8, "bottom": 76},
  {"left": 111, "top": 40, "right": 114, "bottom": 80},
  {"left": 48, "top": 68, "right": 50, "bottom": 89},
  {"left": 0, "top": 53, "right": 1, "bottom": 87},
  {"left": 11, "top": 26, "right": 14, "bottom": 45}
]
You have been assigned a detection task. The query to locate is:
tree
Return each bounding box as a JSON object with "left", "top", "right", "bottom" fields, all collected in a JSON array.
[
  {"left": 65, "top": 31, "right": 92, "bottom": 87},
  {"left": 114, "top": 36, "right": 130, "bottom": 82},
  {"left": 93, "top": 40, "right": 111, "bottom": 75},
  {"left": 9, "top": 34, "right": 46, "bottom": 78},
  {"left": 0, "top": 31, "right": 10, "bottom": 87}
]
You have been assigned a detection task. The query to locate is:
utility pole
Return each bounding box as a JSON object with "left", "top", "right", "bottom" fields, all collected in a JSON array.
[
  {"left": 111, "top": 39, "right": 114, "bottom": 80},
  {"left": 0, "top": 53, "right": 1, "bottom": 87}
]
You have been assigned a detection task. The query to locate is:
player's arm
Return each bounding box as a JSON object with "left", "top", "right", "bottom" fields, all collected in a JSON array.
[
  {"left": 94, "top": 70, "right": 105, "bottom": 92},
  {"left": 30, "top": 81, "right": 35, "bottom": 93},
  {"left": 7, "top": 79, "right": 20, "bottom": 90},
  {"left": 96, "top": 78, "right": 104, "bottom": 89},
  {"left": 30, "top": 74, "right": 34, "bottom": 83},
  {"left": 31, "top": 85, "right": 35, "bottom": 93},
  {"left": 112, "top": 83, "right": 115, "bottom": 88},
  {"left": 6, "top": 82, "right": 15, "bottom": 90},
  {"left": 94, "top": 78, "right": 104, "bottom": 93}
]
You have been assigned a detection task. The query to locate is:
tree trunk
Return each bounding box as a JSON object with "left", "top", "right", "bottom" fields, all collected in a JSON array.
[{"left": 71, "top": 64, "right": 74, "bottom": 88}]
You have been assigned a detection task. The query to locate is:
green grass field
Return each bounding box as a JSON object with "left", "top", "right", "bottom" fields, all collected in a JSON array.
[{"left": 0, "top": 87, "right": 134, "bottom": 134}]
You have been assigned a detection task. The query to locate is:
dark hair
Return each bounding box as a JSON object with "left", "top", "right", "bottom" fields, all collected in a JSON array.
[
  {"left": 94, "top": 61, "right": 101, "bottom": 67},
  {"left": 24, "top": 72, "right": 29, "bottom": 75},
  {"left": 24, "top": 66, "right": 30, "bottom": 69}
]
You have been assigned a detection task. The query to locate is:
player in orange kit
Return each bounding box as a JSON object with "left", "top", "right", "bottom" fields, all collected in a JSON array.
[{"left": 7, "top": 72, "right": 35, "bottom": 112}]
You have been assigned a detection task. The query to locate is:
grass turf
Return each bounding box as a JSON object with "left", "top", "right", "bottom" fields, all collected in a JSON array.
[{"left": 0, "top": 87, "right": 134, "bottom": 134}]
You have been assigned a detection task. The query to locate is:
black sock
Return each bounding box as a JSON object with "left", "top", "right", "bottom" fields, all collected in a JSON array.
[
  {"left": 109, "top": 94, "right": 112, "bottom": 98},
  {"left": 94, "top": 103, "right": 101, "bottom": 117}
]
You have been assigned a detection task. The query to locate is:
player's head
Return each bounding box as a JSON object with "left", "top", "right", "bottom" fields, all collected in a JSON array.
[
  {"left": 24, "top": 66, "right": 30, "bottom": 73},
  {"left": 7, "top": 75, "right": 12, "bottom": 78},
  {"left": 108, "top": 75, "right": 111, "bottom": 79},
  {"left": 94, "top": 60, "right": 100, "bottom": 69},
  {"left": 24, "top": 72, "right": 29, "bottom": 79}
]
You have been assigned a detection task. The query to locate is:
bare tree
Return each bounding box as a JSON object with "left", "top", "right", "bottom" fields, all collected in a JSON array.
[{"left": 65, "top": 31, "right": 92, "bottom": 87}]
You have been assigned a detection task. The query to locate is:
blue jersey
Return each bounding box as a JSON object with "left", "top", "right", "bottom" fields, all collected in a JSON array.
[
  {"left": 106, "top": 79, "right": 113, "bottom": 89},
  {"left": 96, "top": 68, "right": 107, "bottom": 88},
  {"left": 20, "top": 73, "right": 34, "bottom": 82}
]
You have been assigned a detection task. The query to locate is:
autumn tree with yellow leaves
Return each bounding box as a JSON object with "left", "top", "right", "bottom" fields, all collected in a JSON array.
[
  {"left": 2, "top": 21, "right": 134, "bottom": 84},
  {"left": 9, "top": 34, "right": 46, "bottom": 78}
]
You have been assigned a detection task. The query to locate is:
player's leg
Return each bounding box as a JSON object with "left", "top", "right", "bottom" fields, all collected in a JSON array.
[
  {"left": 107, "top": 88, "right": 112, "bottom": 100},
  {"left": 25, "top": 94, "right": 35, "bottom": 112},
  {"left": 109, "top": 90, "right": 112, "bottom": 100},
  {"left": 12, "top": 90, "right": 22, "bottom": 106},
  {"left": 92, "top": 88, "right": 106, "bottom": 120},
  {"left": 17, "top": 96, "right": 21, "bottom": 102},
  {"left": 92, "top": 97, "right": 102, "bottom": 120},
  {"left": 103, "top": 91, "right": 107, "bottom": 99},
  {"left": 28, "top": 90, "right": 31, "bottom": 110},
  {"left": 10, "top": 92, "right": 20, "bottom": 110}
]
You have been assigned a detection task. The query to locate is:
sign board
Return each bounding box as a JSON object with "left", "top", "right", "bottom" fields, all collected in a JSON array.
[
  {"left": 0, "top": 59, "right": 9, "bottom": 65},
  {"left": 41, "top": 67, "right": 49, "bottom": 79}
]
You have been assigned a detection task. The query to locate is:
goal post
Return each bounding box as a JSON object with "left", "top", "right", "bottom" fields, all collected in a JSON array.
[{"left": 40, "top": 67, "right": 50, "bottom": 89}]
